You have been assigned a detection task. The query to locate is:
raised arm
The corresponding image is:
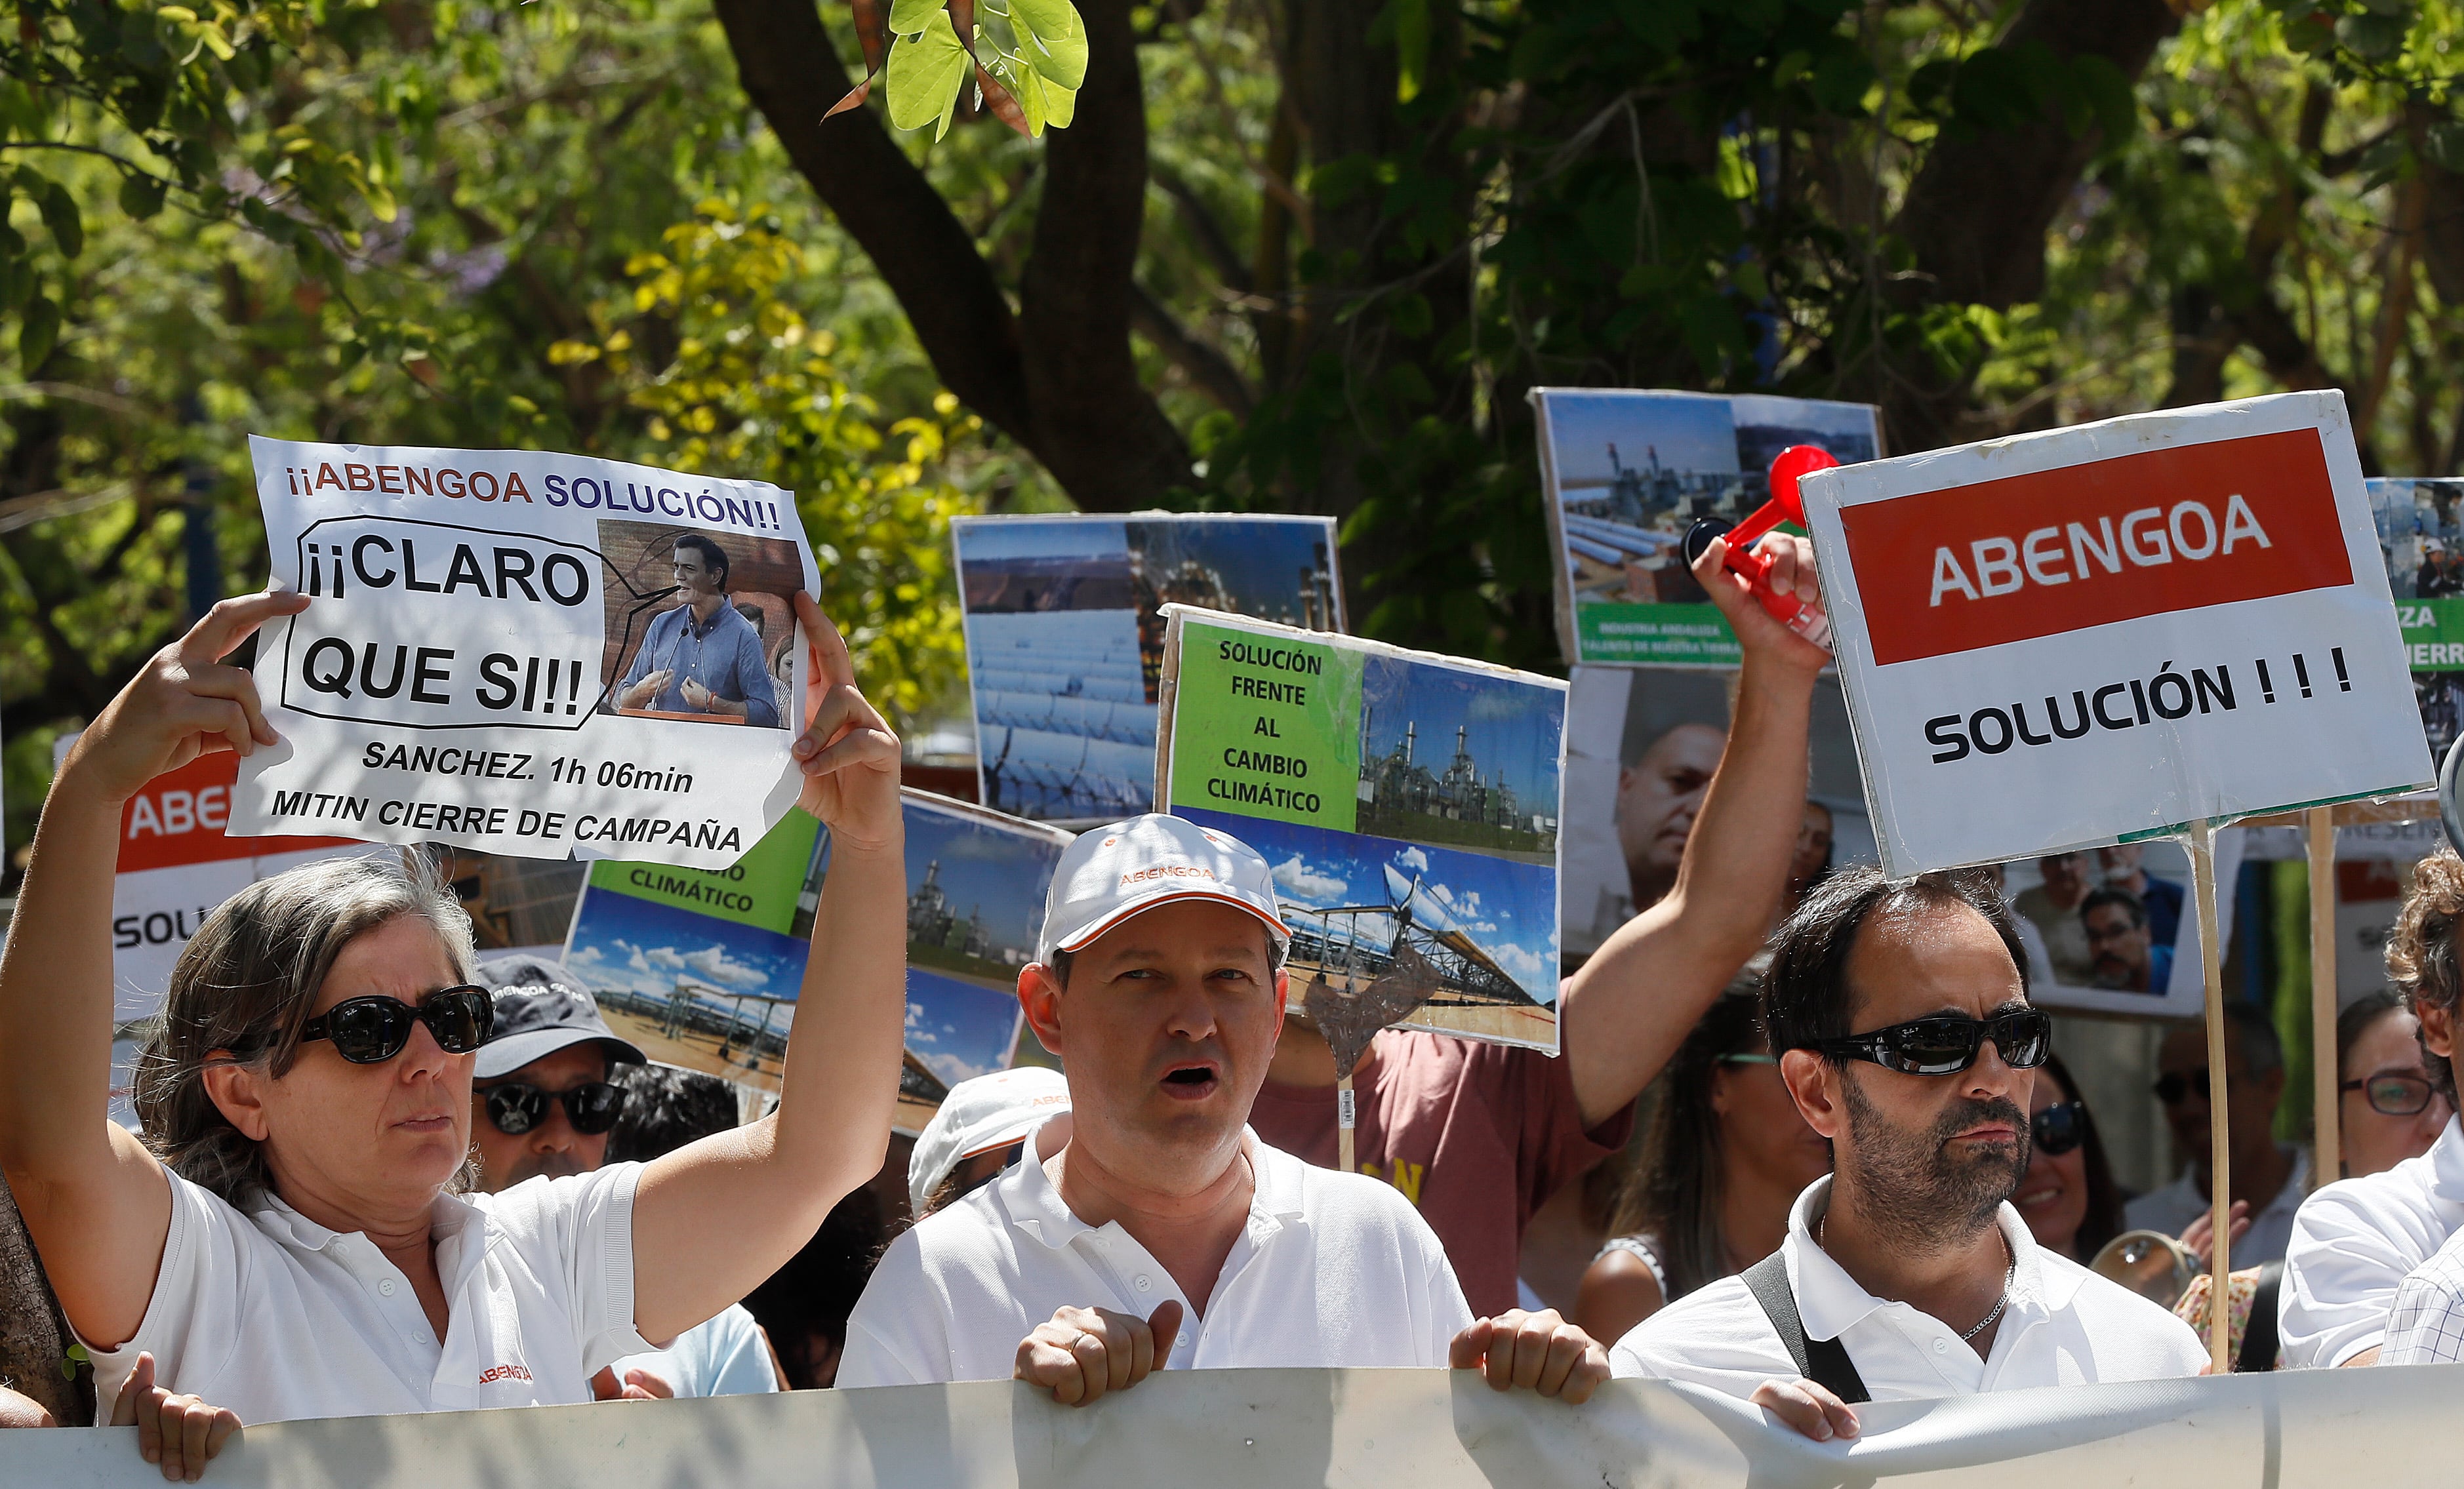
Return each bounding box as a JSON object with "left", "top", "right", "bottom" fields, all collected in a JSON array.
[
  {"left": 628, "top": 593, "right": 904, "bottom": 1343},
  {"left": 1560, "top": 535, "right": 1824, "bottom": 1127},
  {"left": 0, "top": 592, "right": 306, "bottom": 1348}
]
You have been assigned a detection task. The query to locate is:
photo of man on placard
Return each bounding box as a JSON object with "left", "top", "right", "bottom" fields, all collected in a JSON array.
[{"left": 599, "top": 523, "right": 802, "bottom": 728}]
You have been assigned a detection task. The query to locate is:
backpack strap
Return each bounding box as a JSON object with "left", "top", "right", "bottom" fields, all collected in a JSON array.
[
  {"left": 2237, "top": 1261, "right": 2286, "bottom": 1374},
  {"left": 1742, "top": 1250, "right": 1871, "bottom": 1404}
]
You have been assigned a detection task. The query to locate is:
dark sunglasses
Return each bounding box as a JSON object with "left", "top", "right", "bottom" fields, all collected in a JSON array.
[
  {"left": 2152, "top": 1069, "right": 2211, "bottom": 1106},
  {"left": 480, "top": 1081, "right": 629, "bottom": 1136},
  {"left": 2342, "top": 1071, "right": 2442, "bottom": 1118},
  {"left": 298, "top": 987, "right": 494, "bottom": 1064},
  {"left": 2032, "top": 1100, "right": 2088, "bottom": 1155},
  {"left": 1811, "top": 1008, "right": 2052, "bottom": 1077}
]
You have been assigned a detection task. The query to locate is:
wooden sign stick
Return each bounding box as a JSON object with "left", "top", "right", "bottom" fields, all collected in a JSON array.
[
  {"left": 2189, "top": 818, "right": 2232, "bottom": 1374},
  {"left": 2309, "top": 807, "right": 2338, "bottom": 1189}
]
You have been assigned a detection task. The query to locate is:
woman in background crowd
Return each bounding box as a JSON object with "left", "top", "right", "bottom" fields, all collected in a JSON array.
[
  {"left": 1574, "top": 986, "right": 1829, "bottom": 1345},
  {"left": 2013, "top": 1052, "right": 2126, "bottom": 1263},
  {"left": 2335, "top": 990, "right": 2450, "bottom": 1180}
]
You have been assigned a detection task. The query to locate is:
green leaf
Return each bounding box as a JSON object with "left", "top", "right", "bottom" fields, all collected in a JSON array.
[
  {"left": 1008, "top": 0, "right": 1087, "bottom": 90},
  {"left": 39, "top": 182, "right": 81, "bottom": 258},
  {"left": 885, "top": 12, "right": 970, "bottom": 134},
  {"left": 119, "top": 172, "right": 168, "bottom": 220},
  {"left": 1390, "top": 0, "right": 1429, "bottom": 103},
  {"left": 20, "top": 294, "right": 60, "bottom": 368},
  {"left": 1015, "top": 65, "right": 1076, "bottom": 131},
  {"left": 887, "top": 0, "right": 944, "bottom": 34},
  {"left": 0, "top": 257, "right": 28, "bottom": 313}
]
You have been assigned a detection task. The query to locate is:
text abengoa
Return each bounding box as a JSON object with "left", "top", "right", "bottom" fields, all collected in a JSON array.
[
  {"left": 229, "top": 437, "right": 821, "bottom": 869},
  {"left": 1799, "top": 391, "right": 2431, "bottom": 876}
]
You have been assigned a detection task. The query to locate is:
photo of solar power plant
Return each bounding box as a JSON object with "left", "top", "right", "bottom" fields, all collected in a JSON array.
[
  {"left": 1357, "top": 654, "right": 1562, "bottom": 864},
  {"left": 564, "top": 891, "right": 809, "bottom": 1090},
  {"left": 956, "top": 515, "right": 1343, "bottom": 822},
  {"left": 903, "top": 793, "right": 1067, "bottom": 985},
  {"left": 1538, "top": 389, "right": 1878, "bottom": 614},
  {"left": 1180, "top": 807, "right": 1559, "bottom": 1050}
]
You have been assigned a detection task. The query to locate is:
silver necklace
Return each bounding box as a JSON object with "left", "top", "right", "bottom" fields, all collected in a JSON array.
[{"left": 1819, "top": 1217, "right": 2015, "bottom": 1343}]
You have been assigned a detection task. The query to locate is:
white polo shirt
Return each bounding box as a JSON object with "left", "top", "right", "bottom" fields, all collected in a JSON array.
[
  {"left": 2281, "top": 1115, "right": 2464, "bottom": 1367},
  {"left": 1610, "top": 1176, "right": 2205, "bottom": 1398},
  {"left": 837, "top": 1121, "right": 1473, "bottom": 1386},
  {"left": 82, "top": 1162, "right": 650, "bottom": 1425}
]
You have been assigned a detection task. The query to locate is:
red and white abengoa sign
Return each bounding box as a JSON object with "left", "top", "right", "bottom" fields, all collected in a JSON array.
[
  {"left": 117, "top": 751, "right": 352, "bottom": 873},
  {"left": 1802, "top": 393, "right": 2430, "bottom": 882},
  {"left": 1842, "top": 428, "right": 2356, "bottom": 666}
]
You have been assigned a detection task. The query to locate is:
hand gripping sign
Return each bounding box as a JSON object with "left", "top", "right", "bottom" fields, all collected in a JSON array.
[
  {"left": 229, "top": 437, "right": 820, "bottom": 869},
  {"left": 1800, "top": 391, "right": 2431, "bottom": 877}
]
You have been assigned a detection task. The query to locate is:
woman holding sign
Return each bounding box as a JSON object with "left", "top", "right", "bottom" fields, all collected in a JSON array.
[{"left": 0, "top": 587, "right": 904, "bottom": 1448}]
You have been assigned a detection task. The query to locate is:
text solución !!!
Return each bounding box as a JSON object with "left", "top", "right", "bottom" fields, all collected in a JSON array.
[{"left": 1921, "top": 650, "right": 2352, "bottom": 764}]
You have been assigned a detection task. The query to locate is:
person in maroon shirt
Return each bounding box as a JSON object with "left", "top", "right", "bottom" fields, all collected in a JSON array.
[{"left": 1249, "top": 532, "right": 1827, "bottom": 1317}]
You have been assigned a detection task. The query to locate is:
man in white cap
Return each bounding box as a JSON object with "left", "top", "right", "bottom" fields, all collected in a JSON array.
[
  {"left": 908, "top": 1067, "right": 1072, "bottom": 1218},
  {"left": 838, "top": 815, "right": 1610, "bottom": 1404}
]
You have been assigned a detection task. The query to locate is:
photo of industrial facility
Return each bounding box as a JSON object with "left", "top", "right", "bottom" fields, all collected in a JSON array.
[
  {"left": 1177, "top": 805, "right": 1561, "bottom": 1052},
  {"left": 955, "top": 514, "right": 1343, "bottom": 822},
  {"left": 1355, "top": 652, "right": 1562, "bottom": 864},
  {"left": 1533, "top": 388, "right": 1878, "bottom": 665}
]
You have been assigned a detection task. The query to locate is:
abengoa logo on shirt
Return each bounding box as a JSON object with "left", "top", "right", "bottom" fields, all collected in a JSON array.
[{"left": 1840, "top": 427, "right": 2356, "bottom": 665}]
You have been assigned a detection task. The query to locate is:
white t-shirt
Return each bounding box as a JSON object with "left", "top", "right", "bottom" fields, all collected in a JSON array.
[
  {"left": 838, "top": 1121, "right": 1474, "bottom": 1386},
  {"left": 82, "top": 1163, "right": 649, "bottom": 1425},
  {"left": 2122, "top": 1145, "right": 2311, "bottom": 1266},
  {"left": 2281, "top": 1115, "right": 2464, "bottom": 1367},
  {"left": 1611, "top": 1176, "right": 2206, "bottom": 1399},
  {"left": 607, "top": 1303, "right": 778, "bottom": 1397}
]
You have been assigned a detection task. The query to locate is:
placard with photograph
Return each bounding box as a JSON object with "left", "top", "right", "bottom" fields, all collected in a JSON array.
[
  {"left": 954, "top": 513, "right": 1343, "bottom": 824},
  {"left": 1533, "top": 389, "right": 1878, "bottom": 668},
  {"left": 1157, "top": 606, "right": 1566, "bottom": 1053}
]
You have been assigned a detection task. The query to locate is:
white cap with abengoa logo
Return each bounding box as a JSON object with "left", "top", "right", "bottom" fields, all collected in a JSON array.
[{"left": 1036, "top": 812, "right": 1291, "bottom": 964}]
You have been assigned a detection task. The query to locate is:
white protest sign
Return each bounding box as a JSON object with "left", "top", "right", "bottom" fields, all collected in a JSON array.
[
  {"left": 1801, "top": 392, "right": 2431, "bottom": 877},
  {"left": 230, "top": 439, "right": 818, "bottom": 869}
]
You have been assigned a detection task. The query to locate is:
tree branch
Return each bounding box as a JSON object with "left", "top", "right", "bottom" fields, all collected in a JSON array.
[
  {"left": 1128, "top": 280, "right": 1256, "bottom": 416},
  {"left": 1150, "top": 164, "right": 1252, "bottom": 292}
]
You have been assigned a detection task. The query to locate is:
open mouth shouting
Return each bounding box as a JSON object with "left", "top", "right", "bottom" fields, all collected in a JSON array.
[{"left": 1160, "top": 1062, "right": 1221, "bottom": 1101}]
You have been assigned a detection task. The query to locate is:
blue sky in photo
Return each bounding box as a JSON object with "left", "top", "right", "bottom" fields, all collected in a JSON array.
[
  {"left": 906, "top": 967, "right": 1024, "bottom": 1086},
  {"left": 1542, "top": 391, "right": 1739, "bottom": 488},
  {"left": 1360, "top": 654, "right": 1562, "bottom": 808},
  {"left": 1175, "top": 806, "right": 1560, "bottom": 1003},
  {"left": 955, "top": 517, "right": 1129, "bottom": 563},
  {"left": 564, "top": 888, "right": 809, "bottom": 1014},
  {"left": 904, "top": 799, "right": 1066, "bottom": 959}
]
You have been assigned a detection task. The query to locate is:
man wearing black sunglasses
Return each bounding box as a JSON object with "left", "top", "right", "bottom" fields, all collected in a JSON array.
[
  {"left": 466, "top": 955, "right": 647, "bottom": 1191},
  {"left": 1611, "top": 865, "right": 2204, "bottom": 1440}
]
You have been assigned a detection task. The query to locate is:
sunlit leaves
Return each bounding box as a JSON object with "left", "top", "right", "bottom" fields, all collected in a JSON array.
[
  {"left": 852, "top": 0, "right": 1083, "bottom": 138},
  {"left": 887, "top": 9, "right": 971, "bottom": 138}
]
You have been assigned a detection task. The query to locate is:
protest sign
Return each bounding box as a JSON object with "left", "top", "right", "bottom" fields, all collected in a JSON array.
[
  {"left": 562, "top": 808, "right": 826, "bottom": 1090},
  {"left": 8, "top": 1357, "right": 2454, "bottom": 1489},
  {"left": 953, "top": 513, "right": 1343, "bottom": 824},
  {"left": 560, "top": 788, "right": 1061, "bottom": 1113},
  {"left": 1157, "top": 607, "right": 1566, "bottom": 1058},
  {"left": 1555, "top": 667, "right": 2210, "bottom": 1018},
  {"left": 228, "top": 437, "right": 820, "bottom": 869},
  {"left": 897, "top": 791, "right": 1071, "bottom": 1132},
  {"left": 1800, "top": 392, "right": 2432, "bottom": 878},
  {"left": 1533, "top": 388, "right": 1878, "bottom": 667}
]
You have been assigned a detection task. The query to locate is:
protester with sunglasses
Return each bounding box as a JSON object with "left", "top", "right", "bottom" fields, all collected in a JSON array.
[
  {"left": 1611, "top": 867, "right": 2203, "bottom": 1440},
  {"left": 2282, "top": 852, "right": 2464, "bottom": 1368},
  {"left": 2124, "top": 1005, "right": 2306, "bottom": 1266},
  {"left": 2012, "top": 1054, "right": 2124, "bottom": 1264},
  {"left": 0, "top": 587, "right": 905, "bottom": 1431}
]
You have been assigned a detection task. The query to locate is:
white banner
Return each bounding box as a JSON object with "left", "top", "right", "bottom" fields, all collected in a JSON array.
[
  {"left": 1801, "top": 392, "right": 2432, "bottom": 877},
  {"left": 6, "top": 1365, "right": 2457, "bottom": 1488},
  {"left": 231, "top": 439, "right": 818, "bottom": 869}
]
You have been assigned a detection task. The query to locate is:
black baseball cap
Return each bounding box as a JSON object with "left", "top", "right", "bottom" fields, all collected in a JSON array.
[{"left": 472, "top": 953, "right": 646, "bottom": 1080}]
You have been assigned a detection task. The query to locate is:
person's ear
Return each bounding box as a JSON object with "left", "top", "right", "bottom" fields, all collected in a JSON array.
[
  {"left": 1019, "top": 964, "right": 1066, "bottom": 1056},
  {"left": 1779, "top": 1049, "right": 1845, "bottom": 1142},
  {"left": 200, "top": 1050, "right": 273, "bottom": 1142},
  {"left": 1273, "top": 969, "right": 1289, "bottom": 1038},
  {"left": 2421, "top": 998, "right": 2455, "bottom": 1063}
]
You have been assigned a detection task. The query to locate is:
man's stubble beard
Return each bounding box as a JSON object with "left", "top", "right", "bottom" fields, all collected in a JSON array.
[
  {"left": 1837, "top": 1071, "right": 2029, "bottom": 1256},
  {"left": 499, "top": 1150, "right": 592, "bottom": 1188}
]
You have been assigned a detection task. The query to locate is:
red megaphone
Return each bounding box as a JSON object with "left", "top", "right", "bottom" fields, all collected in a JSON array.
[{"left": 1681, "top": 444, "right": 1839, "bottom": 647}]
